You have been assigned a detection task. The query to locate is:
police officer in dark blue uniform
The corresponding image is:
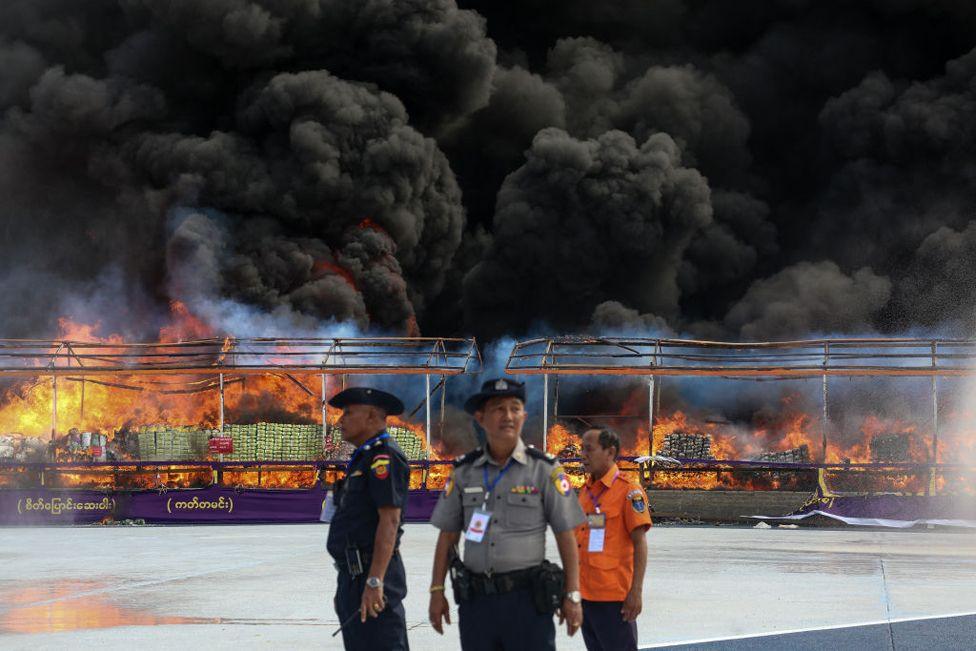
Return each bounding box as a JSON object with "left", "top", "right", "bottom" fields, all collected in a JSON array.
[{"left": 327, "top": 387, "right": 411, "bottom": 650}]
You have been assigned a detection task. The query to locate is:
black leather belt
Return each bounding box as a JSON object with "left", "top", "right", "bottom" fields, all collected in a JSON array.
[{"left": 469, "top": 567, "right": 534, "bottom": 596}]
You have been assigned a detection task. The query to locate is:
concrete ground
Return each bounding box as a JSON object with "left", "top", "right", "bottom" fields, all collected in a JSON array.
[{"left": 0, "top": 524, "right": 974, "bottom": 650}]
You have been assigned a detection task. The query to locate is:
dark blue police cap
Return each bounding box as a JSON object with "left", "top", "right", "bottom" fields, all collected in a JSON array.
[
  {"left": 328, "top": 387, "right": 404, "bottom": 416},
  {"left": 464, "top": 377, "right": 526, "bottom": 414}
]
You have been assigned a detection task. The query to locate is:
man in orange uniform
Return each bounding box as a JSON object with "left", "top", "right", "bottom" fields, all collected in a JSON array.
[{"left": 575, "top": 427, "right": 651, "bottom": 651}]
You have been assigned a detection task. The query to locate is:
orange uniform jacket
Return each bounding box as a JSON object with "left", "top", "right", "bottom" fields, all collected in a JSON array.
[{"left": 575, "top": 463, "right": 652, "bottom": 602}]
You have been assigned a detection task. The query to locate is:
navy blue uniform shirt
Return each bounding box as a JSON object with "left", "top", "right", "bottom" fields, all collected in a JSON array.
[{"left": 327, "top": 432, "right": 410, "bottom": 560}]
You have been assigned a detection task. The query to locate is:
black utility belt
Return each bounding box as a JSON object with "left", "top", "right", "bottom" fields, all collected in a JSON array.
[
  {"left": 333, "top": 550, "right": 371, "bottom": 575},
  {"left": 468, "top": 567, "right": 534, "bottom": 596},
  {"left": 450, "top": 558, "right": 565, "bottom": 614},
  {"left": 334, "top": 548, "right": 400, "bottom": 576}
]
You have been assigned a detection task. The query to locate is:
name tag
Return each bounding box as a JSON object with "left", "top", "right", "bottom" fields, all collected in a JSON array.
[
  {"left": 464, "top": 487, "right": 484, "bottom": 494},
  {"left": 588, "top": 527, "right": 605, "bottom": 553},
  {"left": 319, "top": 490, "right": 336, "bottom": 524},
  {"left": 587, "top": 513, "right": 606, "bottom": 528},
  {"left": 465, "top": 509, "right": 492, "bottom": 543}
]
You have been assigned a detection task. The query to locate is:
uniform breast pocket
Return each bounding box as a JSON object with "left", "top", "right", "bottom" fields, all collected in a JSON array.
[
  {"left": 462, "top": 491, "right": 484, "bottom": 521},
  {"left": 506, "top": 492, "right": 542, "bottom": 527}
]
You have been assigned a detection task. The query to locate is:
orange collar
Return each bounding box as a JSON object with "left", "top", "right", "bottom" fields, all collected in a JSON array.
[{"left": 587, "top": 463, "right": 620, "bottom": 489}]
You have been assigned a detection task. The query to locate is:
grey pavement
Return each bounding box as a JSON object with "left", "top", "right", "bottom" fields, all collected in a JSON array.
[{"left": 0, "top": 524, "right": 974, "bottom": 650}]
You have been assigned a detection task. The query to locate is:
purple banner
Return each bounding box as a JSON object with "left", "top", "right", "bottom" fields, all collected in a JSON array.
[
  {"left": 0, "top": 488, "right": 441, "bottom": 525},
  {"left": 124, "top": 487, "right": 326, "bottom": 524},
  {"left": 0, "top": 490, "right": 117, "bottom": 525},
  {"left": 756, "top": 487, "right": 976, "bottom": 528}
]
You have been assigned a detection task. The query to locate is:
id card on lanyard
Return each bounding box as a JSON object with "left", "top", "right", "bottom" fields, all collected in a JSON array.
[
  {"left": 464, "top": 458, "right": 514, "bottom": 543},
  {"left": 585, "top": 471, "right": 618, "bottom": 553}
]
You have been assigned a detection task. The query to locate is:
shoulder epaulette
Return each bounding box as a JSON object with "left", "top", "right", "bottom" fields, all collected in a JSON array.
[
  {"left": 526, "top": 445, "right": 557, "bottom": 464},
  {"left": 453, "top": 448, "right": 483, "bottom": 467}
]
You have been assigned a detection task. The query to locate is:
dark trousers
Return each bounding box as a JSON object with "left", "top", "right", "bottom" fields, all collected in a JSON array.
[
  {"left": 581, "top": 600, "right": 638, "bottom": 651},
  {"left": 334, "top": 553, "right": 409, "bottom": 651},
  {"left": 458, "top": 587, "right": 555, "bottom": 651}
]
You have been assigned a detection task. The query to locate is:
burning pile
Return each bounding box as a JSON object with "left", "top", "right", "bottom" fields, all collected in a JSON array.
[
  {"left": 0, "top": 434, "right": 47, "bottom": 463},
  {"left": 660, "top": 432, "right": 714, "bottom": 460},
  {"left": 387, "top": 426, "right": 428, "bottom": 460},
  {"left": 753, "top": 445, "right": 811, "bottom": 464},
  {"left": 222, "top": 423, "right": 326, "bottom": 462},
  {"left": 870, "top": 433, "right": 911, "bottom": 463},
  {"left": 138, "top": 426, "right": 215, "bottom": 461}
]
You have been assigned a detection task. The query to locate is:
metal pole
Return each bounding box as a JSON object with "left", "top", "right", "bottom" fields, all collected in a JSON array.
[
  {"left": 425, "top": 372, "right": 432, "bottom": 448},
  {"left": 648, "top": 375, "right": 656, "bottom": 456},
  {"left": 439, "top": 375, "right": 447, "bottom": 430},
  {"left": 543, "top": 374, "right": 549, "bottom": 453},
  {"left": 822, "top": 343, "right": 829, "bottom": 463},
  {"left": 553, "top": 377, "right": 560, "bottom": 420},
  {"left": 930, "top": 342, "right": 939, "bottom": 500},
  {"left": 321, "top": 373, "right": 328, "bottom": 444},
  {"left": 218, "top": 373, "right": 225, "bottom": 463},
  {"left": 931, "top": 342, "right": 939, "bottom": 463},
  {"left": 219, "top": 373, "right": 225, "bottom": 431},
  {"left": 51, "top": 376, "right": 57, "bottom": 440},
  {"left": 80, "top": 377, "right": 85, "bottom": 424}
]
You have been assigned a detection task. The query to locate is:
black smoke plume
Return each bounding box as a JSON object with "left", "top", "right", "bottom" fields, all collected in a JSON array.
[{"left": 3, "top": 1, "right": 976, "bottom": 343}]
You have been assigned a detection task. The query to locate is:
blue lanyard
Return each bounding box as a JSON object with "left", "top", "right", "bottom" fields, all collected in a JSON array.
[
  {"left": 482, "top": 459, "right": 515, "bottom": 502},
  {"left": 584, "top": 471, "right": 619, "bottom": 513},
  {"left": 346, "top": 432, "right": 389, "bottom": 473}
]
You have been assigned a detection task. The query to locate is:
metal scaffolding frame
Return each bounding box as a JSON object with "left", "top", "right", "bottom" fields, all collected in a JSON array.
[
  {"left": 508, "top": 337, "right": 971, "bottom": 481},
  {"left": 0, "top": 338, "right": 480, "bottom": 488}
]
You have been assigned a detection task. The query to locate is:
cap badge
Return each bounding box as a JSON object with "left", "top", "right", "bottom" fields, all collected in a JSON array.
[{"left": 494, "top": 380, "right": 508, "bottom": 391}]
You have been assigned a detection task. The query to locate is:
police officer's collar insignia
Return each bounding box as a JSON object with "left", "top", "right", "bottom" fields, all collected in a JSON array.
[
  {"left": 525, "top": 445, "right": 557, "bottom": 465},
  {"left": 494, "top": 379, "right": 508, "bottom": 391},
  {"left": 349, "top": 470, "right": 363, "bottom": 477}
]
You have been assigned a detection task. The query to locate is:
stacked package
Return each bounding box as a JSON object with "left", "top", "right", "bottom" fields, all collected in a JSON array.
[
  {"left": 222, "top": 422, "right": 326, "bottom": 461},
  {"left": 323, "top": 427, "right": 348, "bottom": 459},
  {"left": 753, "top": 445, "right": 810, "bottom": 464},
  {"left": 137, "top": 425, "right": 214, "bottom": 461},
  {"left": 660, "top": 431, "right": 714, "bottom": 459},
  {"left": 387, "top": 425, "right": 428, "bottom": 460},
  {"left": 326, "top": 425, "right": 427, "bottom": 461},
  {"left": 223, "top": 423, "right": 257, "bottom": 461},
  {"left": 870, "top": 433, "right": 911, "bottom": 463}
]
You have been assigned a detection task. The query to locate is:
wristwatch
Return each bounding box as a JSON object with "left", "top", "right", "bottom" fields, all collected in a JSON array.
[
  {"left": 565, "top": 590, "right": 582, "bottom": 604},
  {"left": 366, "top": 576, "right": 384, "bottom": 589}
]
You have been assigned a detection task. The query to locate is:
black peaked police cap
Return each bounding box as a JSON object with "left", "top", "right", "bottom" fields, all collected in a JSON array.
[
  {"left": 328, "top": 387, "right": 404, "bottom": 416},
  {"left": 464, "top": 378, "right": 526, "bottom": 414}
]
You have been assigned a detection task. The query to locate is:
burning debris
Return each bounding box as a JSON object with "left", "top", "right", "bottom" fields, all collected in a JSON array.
[
  {"left": 137, "top": 426, "right": 215, "bottom": 462},
  {"left": 0, "top": 434, "right": 46, "bottom": 463},
  {"left": 753, "top": 445, "right": 811, "bottom": 465},
  {"left": 870, "top": 434, "right": 912, "bottom": 463},
  {"left": 660, "top": 432, "right": 714, "bottom": 460}
]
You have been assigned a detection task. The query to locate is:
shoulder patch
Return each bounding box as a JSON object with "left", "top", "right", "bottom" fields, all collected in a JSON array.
[
  {"left": 453, "top": 448, "right": 482, "bottom": 468},
  {"left": 551, "top": 469, "right": 573, "bottom": 496},
  {"left": 627, "top": 488, "right": 647, "bottom": 513},
  {"left": 370, "top": 455, "right": 391, "bottom": 480},
  {"left": 526, "top": 446, "right": 557, "bottom": 464},
  {"left": 443, "top": 470, "right": 455, "bottom": 498}
]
